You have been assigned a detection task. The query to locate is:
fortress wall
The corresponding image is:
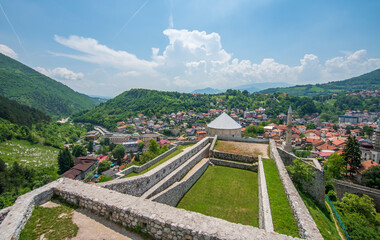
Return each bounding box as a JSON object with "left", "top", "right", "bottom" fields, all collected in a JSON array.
[
  {"left": 116, "top": 146, "right": 178, "bottom": 178},
  {"left": 0, "top": 206, "right": 11, "bottom": 225},
  {"left": 151, "top": 159, "right": 210, "bottom": 206},
  {"left": 98, "top": 137, "right": 211, "bottom": 197},
  {"left": 217, "top": 135, "right": 269, "bottom": 144},
  {"left": 269, "top": 139, "right": 323, "bottom": 240},
  {"left": 277, "top": 148, "right": 325, "bottom": 207},
  {"left": 258, "top": 155, "right": 274, "bottom": 232},
  {"left": 211, "top": 150, "right": 257, "bottom": 163},
  {"left": 0, "top": 179, "right": 63, "bottom": 240},
  {"left": 54, "top": 179, "right": 294, "bottom": 240},
  {"left": 145, "top": 143, "right": 211, "bottom": 199},
  {"left": 210, "top": 158, "right": 258, "bottom": 172}
]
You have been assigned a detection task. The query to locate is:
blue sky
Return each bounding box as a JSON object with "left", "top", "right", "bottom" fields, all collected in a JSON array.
[{"left": 1, "top": 0, "right": 380, "bottom": 97}]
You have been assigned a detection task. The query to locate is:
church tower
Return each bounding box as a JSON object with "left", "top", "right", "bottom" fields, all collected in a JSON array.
[
  {"left": 371, "top": 122, "right": 380, "bottom": 163},
  {"left": 285, "top": 105, "right": 293, "bottom": 152}
]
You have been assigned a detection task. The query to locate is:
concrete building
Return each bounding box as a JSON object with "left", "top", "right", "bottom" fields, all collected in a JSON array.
[{"left": 207, "top": 112, "right": 242, "bottom": 138}]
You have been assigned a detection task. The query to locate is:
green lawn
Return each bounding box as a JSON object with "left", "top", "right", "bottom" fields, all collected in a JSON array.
[
  {"left": 19, "top": 203, "right": 78, "bottom": 240},
  {"left": 298, "top": 190, "right": 342, "bottom": 240},
  {"left": 262, "top": 158, "right": 300, "bottom": 237},
  {"left": 0, "top": 139, "right": 59, "bottom": 168},
  {"left": 177, "top": 166, "right": 259, "bottom": 227},
  {"left": 125, "top": 144, "right": 192, "bottom": 177}
]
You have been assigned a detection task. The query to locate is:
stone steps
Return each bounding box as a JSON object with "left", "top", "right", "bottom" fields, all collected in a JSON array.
[{"left": 141, "top": 143, "right": 210, "bottom": 199}]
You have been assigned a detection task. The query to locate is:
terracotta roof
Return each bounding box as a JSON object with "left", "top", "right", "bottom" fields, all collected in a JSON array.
[
  {"left": 358, "top": 160, "right": 379, "bottom": 174},
  {"left": 332, "top": 140, "right": 345, "bottom": 147},
  {"left": 316, "top": 143, "right": 338, "bottom": 151}
]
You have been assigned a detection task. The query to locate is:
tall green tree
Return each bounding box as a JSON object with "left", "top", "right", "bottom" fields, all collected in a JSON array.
[
  {"left": 343, "top": 136, "right": 362, "bottom": 176},
  {"left": 0, "top": 158, "right": 7, "bottom": 194},
  {"left": 323, "top": 152, "right": 346, "bottom": 179},
  {"left": 112, "top": 144, "right": 126, "bottom": 165},
  {"left": 58, "top": 148, "right": 74, "bottom": 174},
  {"left": 72, "top": 145, "right": 87, "bottom": 157},
  {"left": 362, "top": 166, "right": 380, "bottom": 190},
  {"left": 87, "top": 140, "right": 93, "bottom": 153},
  {"left": 148, "top": 139, "right": 159, "bottom": 154}
]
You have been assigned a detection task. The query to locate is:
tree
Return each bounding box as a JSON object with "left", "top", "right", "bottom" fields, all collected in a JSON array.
[
  {"left": 87, "top": 140, "right": 93, "bottom": 153},
  {"left": 138, "top": 141, "right": 145, "bottom": 151},
  {"left": 148, "top": 139, "right": 159, "bottom": 154},
  {"left": 58, "top": 148, "right": 74, "bottom": 174},
  {"left": 343, "top": 136, "right": 361, "bottom": 176},
  {"left": 112, "top": 144, "right": 125, "bottom": 165},
  {"left": 323, "top": 152, "right": 346, "bottom": 179},
  {"left": 98, "top": 160, "right": 112, "bottom": 174},
  {"left": 362, "top": 165, "right": 380, "bottom": 190},
  {"left": 0, "top": 158, "right": 7, "bottom": 194},
  {"left": 306, "top": 122, "right": 316, "bottom": 130},
  {"left": 104, "top": 137, "right": 110, "bottom": 146},
  {"left": 72, "top": 145, "right": 87, "bottom": 157},
  {"left": 286, "top": 158, "right": 315, "bottom": 188}
]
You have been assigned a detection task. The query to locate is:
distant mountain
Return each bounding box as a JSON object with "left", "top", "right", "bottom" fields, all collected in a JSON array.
[
  {"left": 236, "top": 82, "right": 293, "bottom": 93},
  {"left": 191, "top": 87, "right": 222, "bottom": 94},
  {"left": 260, "top": 69, "right": 380, "bottom": 96},
  {"left": 0, "top": 95, "right": 50, "bottom": 127},
  {"left": 0, "top": 53, "right": 99, "bottom": 117}
]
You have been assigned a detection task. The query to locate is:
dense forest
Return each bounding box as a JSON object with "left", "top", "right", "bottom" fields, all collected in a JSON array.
[
  {"left": 0, "top": 95, "right": 50, "bottom": 127},
  {"left": 260, "top": 68, "right": 380, "bottom": 96},
  {"left": 73, "top": 88, "right": 379, "bottom": 130},
  {"left": 0, "top": 53, "right": 100, "bottom": 117}
]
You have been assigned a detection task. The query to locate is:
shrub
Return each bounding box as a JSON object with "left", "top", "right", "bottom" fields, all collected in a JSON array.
[
  {"left": 327, "top": 190, "right": 337, "bottom": 202},
  {"left": 286, "top": 158, "right": 315, "bottom": 188}
]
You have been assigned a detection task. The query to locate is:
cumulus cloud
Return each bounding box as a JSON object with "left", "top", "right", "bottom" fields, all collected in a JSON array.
[
  {"left": 0, "top": 44, "right": 18, "bottom": 59},
  {"left": 53, "top": 29, "right": 380, "bottom": 94},
  {"left": 35, "top": 67, "right": 84, "bottom": 81}
]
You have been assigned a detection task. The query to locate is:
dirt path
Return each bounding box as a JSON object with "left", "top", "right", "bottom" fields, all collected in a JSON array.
[
  {"left": 41, "top": 201, "right": 144, "bottom": 240},
  {"left": 325, "top": 200, "right": 345, "bottom": 240}
]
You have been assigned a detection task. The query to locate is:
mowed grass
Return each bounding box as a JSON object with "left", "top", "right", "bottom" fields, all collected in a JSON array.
[
  {"left": 126, "top": 144, "right": 193, "bottom": 177},
  {"left": 262, "top": 158, "right": 299, "bottom": 237},
  {"left": 298, "top": 191, "right": 342, "bottom": 240},
  {"left": 177, "top": 166, "right": 259, "bottom": 227},
  {"left": 19, "top": 204, "right": 78, "bottom": 240},
  {"left": 0, "top": 139, "right": 59, "bottom": 168}
]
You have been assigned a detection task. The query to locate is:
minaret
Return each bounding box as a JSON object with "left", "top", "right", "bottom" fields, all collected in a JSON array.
[{"left": 285, "top": 105, "right": 293, "bottom": 152}]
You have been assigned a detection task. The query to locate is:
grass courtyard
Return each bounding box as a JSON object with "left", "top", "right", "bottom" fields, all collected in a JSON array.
[
  {"left": 0, "top": 139, "right": 59, "bottom": 169},
  {"left": 262, "top": 158, "right": 300, "bottom": 237},
  {"left": 177, "top": 166, "right": 259, "bottom": 227},
  {"left": 125, "top": 144, "right": 192, "bottom": 177}
]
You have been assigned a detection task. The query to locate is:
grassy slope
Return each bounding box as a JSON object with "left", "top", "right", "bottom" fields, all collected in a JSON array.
[
  {"left": 126, "top": 145, "right": 192, "bottom": 177},
  {"left": 298, "top": 191, "right": 342, "bottom": 240},
  {"left": 0, "top": 139, "right": 59, "bottom": 169},
  {"left": 262, "top": 158, "right": 299, "bottom": 237},
  {"left": 260, "top": 68, "right": 380, "bottom": 96},
  {"left": 177, "top": 166, "right": 259, "bottom": 227},
  {"left": 0, "top": 53, "right": 98, "bottom": 116}
]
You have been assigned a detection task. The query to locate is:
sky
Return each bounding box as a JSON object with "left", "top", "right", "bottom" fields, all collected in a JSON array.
[{"left": 1, "top": 0, "right": 380, "bottom": 97}]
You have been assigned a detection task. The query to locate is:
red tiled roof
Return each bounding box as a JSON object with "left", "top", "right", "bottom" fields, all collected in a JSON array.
[
  {"left": 316, "top": 143, "right": 338, "bottom": 151},
  {"left": 358, "top": 160, "right": 379, "bottom": 174}
]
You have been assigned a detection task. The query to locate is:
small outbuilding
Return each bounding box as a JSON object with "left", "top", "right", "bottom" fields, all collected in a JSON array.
[{"left": 207, "top": 112, "right": 242, "bottom": 138}]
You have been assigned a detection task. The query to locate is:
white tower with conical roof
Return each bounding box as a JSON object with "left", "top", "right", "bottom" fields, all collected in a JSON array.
[{"left": 284, "top": 105, "right": 293, "bottom": 152}]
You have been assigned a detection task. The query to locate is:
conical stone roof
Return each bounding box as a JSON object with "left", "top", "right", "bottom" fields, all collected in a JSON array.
[{"left": 207, "top": 112, "right": 242, "bottom": 130}]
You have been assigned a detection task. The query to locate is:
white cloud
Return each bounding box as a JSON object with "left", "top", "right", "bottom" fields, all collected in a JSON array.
[
  {"left": 53, "top": 29, "right": 380, "bottom": 95},
  {"left": 35, "top": 67, "right": 84, "bottom": 81},
  {"left": 0, "top": 44, "right": 18, "bottom": 59}
]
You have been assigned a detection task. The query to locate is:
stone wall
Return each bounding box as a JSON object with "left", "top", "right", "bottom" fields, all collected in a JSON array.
[
  {"left": 258, "top": 156, "right": 274, "bottom": 232},
  {"left": 98, "top": 137, "right": 211, "bottom": 197},
  {"left": 0, "top": 206, "right": 11, "bottom": 225},
  {"left": 211, "top": 150, "right": 257, "bottom": 163},
  {"left": 210, "top": 158, "right": 258, "bottom": 172},
  {"left": 217, "top": 135, "right": 269, "bottom": 144},
  {"left": 277, "top": 148, "right": 325, "bottom": 207},
  {"left": 0, "top": 179, "right": 63, "bottom": 240},
  {"left": 116, "top": 146, "right": 178, "bottom": 178},
  {"left": 143, "top": 144, "right": 210, "bottom": 199},
  {"left": 54, "top": 179, "right": 294, "bottom": 240},
  {"left": 269, "top": 140, "right": 323, "bottom": 240},
  {"left": 151, "top": 159, "right": 210, "bottom": 206},
  {"left": 334, "top": 179, "right": 380, "bottom": 211}
]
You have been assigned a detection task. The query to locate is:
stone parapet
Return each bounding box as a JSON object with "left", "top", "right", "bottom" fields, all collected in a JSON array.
[
  {"left": 55, "top": 178, "right": 296, "bottom": 240},
  {"left": 0, "top": 206, "right": 11, "bottom": 225},
  {"left": 217, "top": 136, "right": 269, "bottom": 144},
  {"left": 269, "top": 140, "right": 323, "bottom": 240},
  {"left": 210, "top": 158, "right": 258, "bottom": 172},
  {"left": 211, "top": 150, "right": 257, "bottom": 163},
  {"left": 258, "top": 156, "right": 274, "bottom": 232}
]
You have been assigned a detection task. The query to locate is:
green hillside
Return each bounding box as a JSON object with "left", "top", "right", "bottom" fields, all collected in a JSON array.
[
  {"left": 0, "top": 95, "right": 50, "bottom": 127},
  {"left": 0, "top": 53, "right": 99, "bottom": 117},
  {"left": 260, "top": 69, "right": 380, "bottom": 96}
]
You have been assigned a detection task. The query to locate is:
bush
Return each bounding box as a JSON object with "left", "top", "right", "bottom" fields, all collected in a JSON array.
[
  {"left": 98, "top": 160, "right": 111, "bottom": 174},
  {"left": 98, "top": 175, "right": 113, "bottom": 183},
  {"left": 286, "top": 158, "right": 315, "bottom": 188},
  {"left": 327, "top": 190, "right": 337, "bottom": 202}
]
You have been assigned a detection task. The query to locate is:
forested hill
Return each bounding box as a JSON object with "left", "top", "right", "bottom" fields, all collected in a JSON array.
[
  {"left": 0, "top": 53, "right": 99, "bottom": 117},
  {"left": 260, "top": 69, "right": 380, "bottom": 96},
  {"left": 0, "top": 95, "right": 50, "bottom": 127}
]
